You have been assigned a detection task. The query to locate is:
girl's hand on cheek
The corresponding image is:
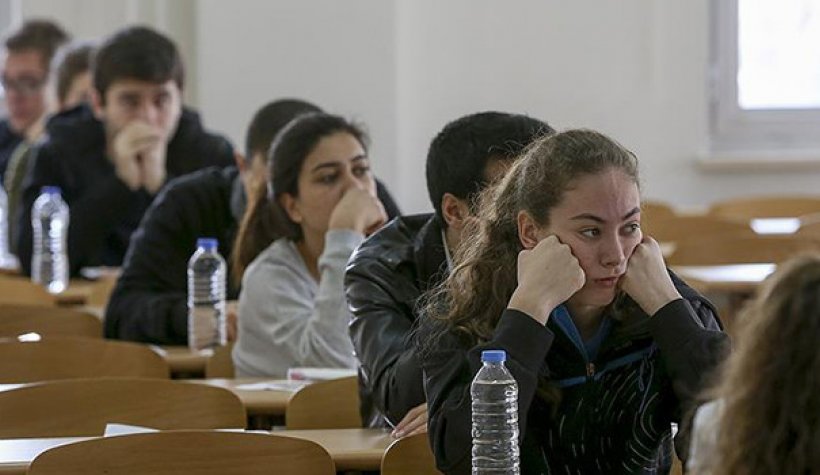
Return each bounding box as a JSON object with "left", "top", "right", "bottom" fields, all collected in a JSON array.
[
  {"left": 620, "top": 236, "right": 681, "bottom": 316},
  {"left": 509, "top": 235, "right": 585, "bottom": 325}
]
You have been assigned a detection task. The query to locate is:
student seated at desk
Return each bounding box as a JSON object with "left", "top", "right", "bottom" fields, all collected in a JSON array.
[
  {"left": 345, "top": 111, "right": 551, "bottom": 434},
  {"left": 232, "top": 113, "right": 389, "bottom": 378},
  {"left": 418, "top": 129, "right": 729, "bottom": 474},
  {"left": 17, "top": 26, "right": 234, "bottom": 276},
  {"left": 689, "top": 254, "right": 820, "bottom": 474},
  {"left": 103, "top": 99, "right": 321, "bottom": 345}
]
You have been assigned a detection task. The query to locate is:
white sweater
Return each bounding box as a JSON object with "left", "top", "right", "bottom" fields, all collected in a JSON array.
[{"left": 232, "top": 230, "right": 363, "bottom": 378}]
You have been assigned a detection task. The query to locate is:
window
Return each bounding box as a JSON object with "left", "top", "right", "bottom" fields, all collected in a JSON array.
[{"left": 710, "top": 0, "right": 820, "bottom": 156}]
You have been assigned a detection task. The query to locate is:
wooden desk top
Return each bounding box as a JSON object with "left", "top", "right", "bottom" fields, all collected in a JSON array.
[
  {"left": 0, "top": 428, "right": 392, "bottom": 473},
  {"left": 150, "top": 345, "right": 211, "bottom": 375},
  {"left": 673, "top": 263, "right": 775, "bottom": 294},
  {"left": 187, "top": 378, "right": 298, "bottom": 416}
]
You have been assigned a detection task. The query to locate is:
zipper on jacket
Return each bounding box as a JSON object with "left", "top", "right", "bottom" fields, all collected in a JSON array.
[{"left": 586, "top": 362, "right": 595, "bottom": 377}]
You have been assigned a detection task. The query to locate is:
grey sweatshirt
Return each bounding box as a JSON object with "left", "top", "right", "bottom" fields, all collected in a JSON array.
[{"left": 232, "top": 229, "right": 363, "bottom": 377}]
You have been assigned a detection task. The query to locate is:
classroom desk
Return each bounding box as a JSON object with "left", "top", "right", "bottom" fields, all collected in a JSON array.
[
  {"left": 187, "top": 378, "right": 299, "bottom": 416},
  {"left": 0, "top": 428, "right": 393, "bottom": 473},
  {"left": 150, "top": 345, "right": 211, "bottom": 376},
  {"left": 672, "top": 263, "right": 775, "bottom": 294}
]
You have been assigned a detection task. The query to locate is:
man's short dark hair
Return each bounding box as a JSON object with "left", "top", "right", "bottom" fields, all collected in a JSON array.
[
  {"left": 92, "top": 26, "right": 183, "bottom": 99},
  {"left": 4, "top": 19, "right": 69, "bottom": 67},
  {"left": 53, "top": 41, "right": 94, "bottom": 104},
  {"left": 426, "top": 111, "right": 553, "bottom": 224},
  {"left": 244, "top": 99, "right": 322, "bottom": 161}
]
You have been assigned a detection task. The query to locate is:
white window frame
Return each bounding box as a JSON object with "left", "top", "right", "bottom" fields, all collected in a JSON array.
[{"left": 709, "top": 0, "right": 820, "bottom": 157}]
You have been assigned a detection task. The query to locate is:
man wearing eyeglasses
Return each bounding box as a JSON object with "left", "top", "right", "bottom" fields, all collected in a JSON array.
[{"left": 0, "top": 20, "right": 69, "bottom": 182}]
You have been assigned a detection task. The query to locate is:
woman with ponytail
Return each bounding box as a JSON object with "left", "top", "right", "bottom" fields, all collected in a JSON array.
[
  {"left": 419, "top": 129, "right": 729, "bottom": 474},
  {"left": 232, "top": 113, "right": 389, "bottom": 378}
]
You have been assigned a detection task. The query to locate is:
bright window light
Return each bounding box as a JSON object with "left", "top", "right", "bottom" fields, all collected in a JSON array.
[{"left": 738, "top": 0, "right": 820, "bottom": 110}]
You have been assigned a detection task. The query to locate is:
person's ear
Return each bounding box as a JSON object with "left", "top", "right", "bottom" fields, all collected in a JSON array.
[
  {"left": 90, "top": 89, "right": 106, "bottom": 120},
  {"left": 441, "top": 193, "right": 471, "bottom": 231},
  {"left": 517, "top": 210, "right": 542, "bottom": 250},
  {"left": 279, "top": 193, "right": 302, "bottom": 224}
]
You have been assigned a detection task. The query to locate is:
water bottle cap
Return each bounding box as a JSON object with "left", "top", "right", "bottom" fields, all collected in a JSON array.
[
  {"left": 481, "top": 350, "right": 506, "bottom": 363},
  {"left": 41, "top": 186, "right": 61, "bottom": 195},
  {"left": 196, "top": 237, "right": 218, "bottom": 251}
]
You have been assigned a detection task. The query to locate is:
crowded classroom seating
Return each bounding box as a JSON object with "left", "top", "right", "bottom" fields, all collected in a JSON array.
[{"left": 0, "top": 4, "right": 816, "bottom": 474}]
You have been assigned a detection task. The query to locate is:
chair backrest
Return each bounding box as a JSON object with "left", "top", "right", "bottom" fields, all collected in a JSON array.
[
  {"left": 27, "top": 430, "right": 335, "bottom": 475},
  {"left": 0, "top": 337, "right": 169, "bottom": 383},
  {"left": 641, "top": 200, "right": 677, "bottom": 222},
  {"left": 666, "top": 236, "right": 820, "bottom": 266},
  {"left": 205, "top": 342, "right": 235, "bottom": 378},
  {"left": 642, "top": 215, "right": 755, "bottom": 244},
  {"left": 286, "top": 376, "right": 361, "bottom": 430},
  {"left": 0, "top": 276, "right": 54, "bottom": 306},
  {"left": 85, "top": 276, "right": 118, "bottom": 309},
  {"left": 0, "top": 304, "right": 102, "bottom": 338},
  {"left": 381, "top": 433, "right": 442, "bottom": 475},
  {"left": 0, "top": 378, "right": 246, "bottom": 438},
  {"left": 708, "top": 195, "right": 820, "bottom": 220}
]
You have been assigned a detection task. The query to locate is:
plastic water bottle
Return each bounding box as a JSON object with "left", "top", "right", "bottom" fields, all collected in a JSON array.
[
  {"left": 471, "top": 349, "right": 520, "bottom": 474},
  {"left": 31, "top": 186, "right": 69, "bottom": 294},
  {"left": 187, "top": 237, "right": 227, "bottom": 350},
  {"left": 0, "top": 185, "right": 17, "bottom": 268}
]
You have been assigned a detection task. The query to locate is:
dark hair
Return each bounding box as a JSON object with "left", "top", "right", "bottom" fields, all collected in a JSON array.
[
  {"left": 426, "top": 129, "right": 639, "bottom": 344},
  {"left": 4, "top": 19, "right": 69, "bottom": 67},
  {"left": 244, "top": 98, "right": 321, "bottom": 161},
  {"left": 52, "top": 41, "right": 95, "bottom": 105},
  {"left": 426, "top": 111, "right": 552, "bottom": 225},
  {"left": 709, "top": 253, "right": 820, "bottom": 474},
  {"left": 232, "top": 113, "right": 368, "bottom": 280},
  {"left": 92, "top": 26, "right": 183, "bottom": 99}
]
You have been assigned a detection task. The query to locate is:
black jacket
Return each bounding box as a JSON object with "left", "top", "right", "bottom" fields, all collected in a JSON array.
[
  {"left": 419, "top": 279, "right": 729, "bottom": 474},
  {"left": 16, "top": 105, "right": 234, "bottom": 276},
  {"left": 104, "top": 166, "right": 242, "bottom": 345},
  {"left": 345, "top": 213, "right": 447, "bottom": 427},
  {"left": 0, "top": 119, "right": 23, "bottom": 181},
  {"left": 106, "top": 166, "right": 402, "bottom": 346}
]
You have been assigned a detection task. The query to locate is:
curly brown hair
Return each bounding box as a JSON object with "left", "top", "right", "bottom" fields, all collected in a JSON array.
[{"left": 709, "top": 253, "right": 820, "bottom": 474}]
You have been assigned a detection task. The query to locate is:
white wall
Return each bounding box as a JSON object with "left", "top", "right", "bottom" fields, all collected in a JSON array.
[{"left": 15, "top": 0, "right": 820, "bottom": 214}]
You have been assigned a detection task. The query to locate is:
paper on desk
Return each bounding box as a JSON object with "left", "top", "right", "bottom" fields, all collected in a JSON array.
[
  {"left": 104, "top": 423, "right": 158, "bottom": 436},
  {"left": 235, "top": 380, "right": 309, "bottom": 392},
  {"left": 286, "top": 367, "right": 357, "bottom": 381}
]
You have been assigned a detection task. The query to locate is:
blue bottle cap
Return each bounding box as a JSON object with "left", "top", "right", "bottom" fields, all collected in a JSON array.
[
  {"left": 481, "top": 350, "right": 506, "bottom": 363},
  {"left": 41, "top": 186, "right": 61, "bottom": 195},
  {"left": 196, "top": 238, "right": 218, "bottom": 251}
]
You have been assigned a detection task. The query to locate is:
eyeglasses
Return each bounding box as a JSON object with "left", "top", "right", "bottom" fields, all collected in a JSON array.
[{"left": 1, "top": 75, "right": 46, "bottom": 96}]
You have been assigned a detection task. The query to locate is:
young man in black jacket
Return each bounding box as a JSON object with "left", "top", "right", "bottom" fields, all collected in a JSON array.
[
  {"left": 105, "top": 99, "right": 401, "bottom": 345},
  {"left": 17, "top": 26, "right": 234, "bottom": 276},
  {"left": 345, "top": 112, "right": 552, "bottom": 434}
]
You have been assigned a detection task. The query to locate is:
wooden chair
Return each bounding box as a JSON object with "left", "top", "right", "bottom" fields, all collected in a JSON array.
[
  {"left": 286, "top": 376, "right": 361, "bottom": 429},
  {"left": 381, "top": 433, "right": 442, "bottom": 475},
  {"left": 708, "top": 195, "right": 820, "bottom": 221},
  {"left": 28, "top": 430, "right": 335, "bottom": 475},
  {"left": 0, "top": 378, "right": 246, "bottom": 438},
  {"left": 0, "top": 337, "right": 169, "bottom": 383},
  {"left": 666, "top": 236, "right": 820, "bottom": 266},
  {"left": 205, "top": 342, "right": 235, "bottom": 378},
  {"left": 641, "top": 200, "right": 677, "bottom": 221},
  {"left": 642, "top": 215, "right": 754, "bottom": 244},
  {"left": 0, "top": 276, "right": 54, "bottom": 306},
  {"left": 0, "top": 304, "right": 102, "bottom": 338}
]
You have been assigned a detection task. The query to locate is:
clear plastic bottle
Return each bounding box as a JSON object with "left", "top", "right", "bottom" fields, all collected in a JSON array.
[
  {"left": 0, "top": 185, "right": 17, "bottom": 268},
  {"left": 187, "top": 237, "right": 227, "bottom": 350},
  {"left": 471, "top": 349, "right": 520, "bottom": 474},
  {"left": 31, "top": 186, "right": 69, "bottom": 294}
]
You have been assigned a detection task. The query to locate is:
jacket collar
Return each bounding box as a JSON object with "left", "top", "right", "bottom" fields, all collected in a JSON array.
[{"left": 413, "top": 214, "right": 449, "bottom": 293}]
